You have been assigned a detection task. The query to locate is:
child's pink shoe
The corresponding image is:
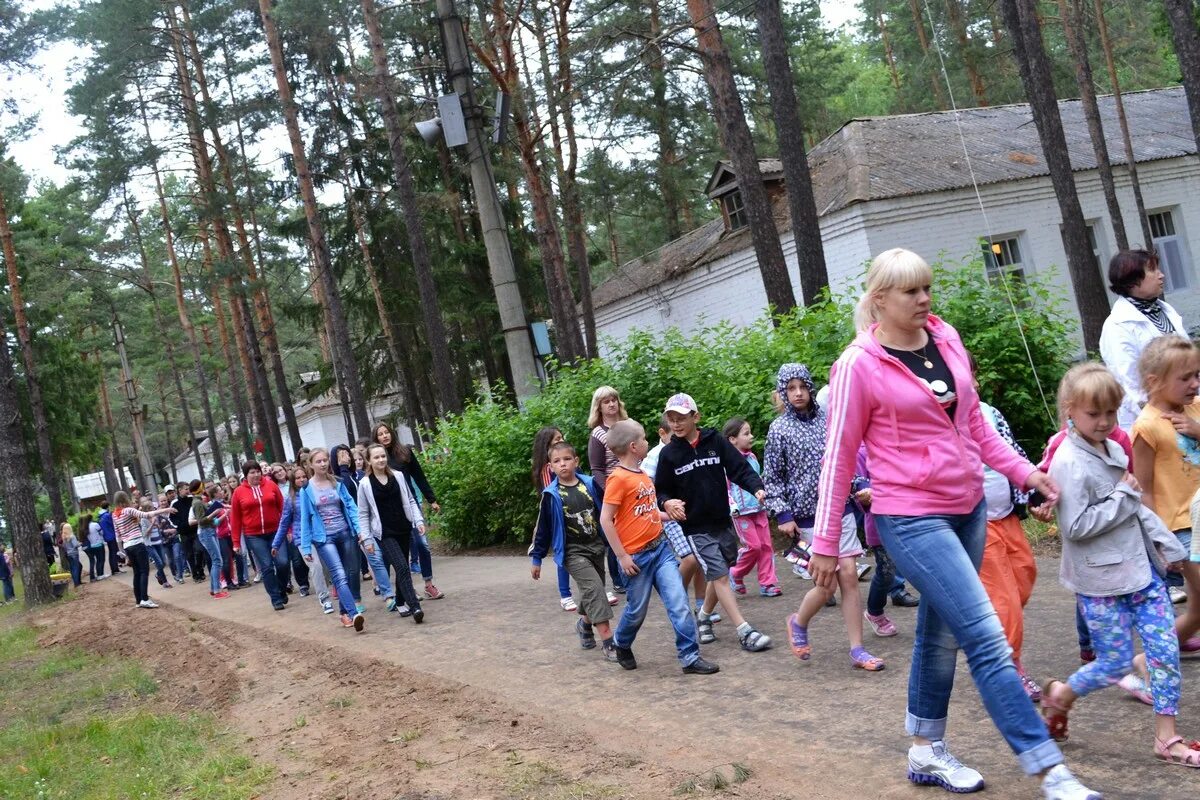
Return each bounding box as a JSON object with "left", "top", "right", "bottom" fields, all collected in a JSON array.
[
  {"left": 759, "top": 584, "right": 782, "bottom": 597},
  {"left": 730, "top": 577, "right": 746, "bottom": 595},
  {"left": 864, "top": 611, "right": 897, "bottom": 637}
]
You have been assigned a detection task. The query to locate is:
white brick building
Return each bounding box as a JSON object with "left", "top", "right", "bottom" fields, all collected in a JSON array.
[{"left": 592, "top": 87, "right": 1200, "bottom": 348}]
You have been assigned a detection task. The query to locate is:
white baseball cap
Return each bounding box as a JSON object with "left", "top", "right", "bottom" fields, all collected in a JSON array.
[{"left": 664, "top": 393, "right": 698, "bottom": 415}]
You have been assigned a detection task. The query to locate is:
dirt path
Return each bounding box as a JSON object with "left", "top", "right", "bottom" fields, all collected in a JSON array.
[{"left": 35, "top": 557, "right": 1199, "bottom": 799}]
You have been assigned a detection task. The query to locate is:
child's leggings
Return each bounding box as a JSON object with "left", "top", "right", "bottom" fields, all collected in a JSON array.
[
  {"left": 978, "top": 513, "right": 1037, "bottom": 666},
  {"left": 557, "top": 564, "right": 571, "bottom": 599},
  {"left": 1070, "top": 577, "right": 1181, "bottom": 715},
  {"left": 866, "top": 545, "right": 898, "bottom": 616},
  {"left": 729, "top": 511, "right": 777, "bottom": 588}
]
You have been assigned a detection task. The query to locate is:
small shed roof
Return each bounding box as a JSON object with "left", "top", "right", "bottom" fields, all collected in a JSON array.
[{"left": 592, "top": 87, "right": 1196, "bottom": 310}]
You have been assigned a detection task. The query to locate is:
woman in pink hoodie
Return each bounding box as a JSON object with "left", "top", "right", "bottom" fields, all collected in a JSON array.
[{"left": 807, "top": 249, "right": 1098, "bottom": 800}]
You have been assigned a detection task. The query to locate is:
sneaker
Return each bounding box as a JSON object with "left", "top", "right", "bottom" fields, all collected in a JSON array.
[
  {"left": 856, "top": 562, "right": 872, "bottom": 581},
  {"left": 1169, "top": 586, "right": 1188, "bottom": 604},
  {"left": 272, "top": 602, "right": 285, "bottom": 611},
  {"left": 411, "top": 606, "right": 424, "bottom": 624},
  {"left": 98, "top": 574, "right": 110, "bottom": 581},
  {"left": 299, "top": 586, "right": 310, "bottom": 597},
  {"left": 1020, "top": 672, "right": 1043, "bottom": 703},
  {"left": 730, "top": 577, "right": 746, "bottom": 595},
  {"left": 173, "top": 576, "right": 183, "bottom": 585},
  {"left": 576, "top": 618, "right": 596, "bottom": 649},
  {"left": 355, "top": 602, "right": 366, "bottom": 614},
  {"left": 410, "top": 562, "right": 420, "bottom": 574},
  {"left": 341, "top": 613, "right": 354, "bottom": 627},
  {"left": 219, "top": 579, "right": 228, "bottom": 590},
  {"left": 211, "top": 591, "right": 230, "bottom": 600},
  {"left": 372, "top": 586, "right": 381, "bottom": 596},
  {"left": 1116, "top": 673, "right": 1153, "bottom": 705},
  {"left": 353, "top": 612, "right": 365, "bottom": 632},
  {"left": 398, "top": 605, "right": 413, "bottom": 617},
  {"left": 613, "top": 585, "right": 627, "bottom": 594},
  {"left": 1040, "top": 764, "right": 1102, "bottom": 800},
  {"left": 792, "top": 562, "right": 812, "bottom": 580},
  {"left": 253, "top": 573, "right": 261, "bottom": 583},
  {"left": 737, "top": 626, "right": 772, "bottom": 652},
  {"left": 682, "top": 656, "right": 720, "bottom": 675},
  {"left": 322, "top": 600, "right": 335, "bottom": 614},
  {"left": 386, "top": 597, "right": 398, "bottom": 612},
  {"left": 424, "top": 584, "right": 445, "bottom": 600},
  {"left": 606, "top": 591, "right": 618, "bottom": 607},
  {"left": 138, "top": 599, "right": 159, "bottom": 609},
  {"left": 362, "top": 573, "right": 372, "bottom": 582},
  {"left": 864, "top": 611, "right": 898, "bottom": 637},
  {"left": 907, "top": 740, "right": 985, "bottom": 793},
  {"left": 891, "top": 590, "right": 920, "bottom": 607},
  {"left": 614, "top": 644, "right": 637, "bottom": 670},
  {"left": 560, "top": 596, "right": 578, "bottom": 612},
  {"left": 601, "top": 639, "right": 619, "bottom": 663},
  {"left": 759, "top": 584, "right": 782, "bottom": 597}
]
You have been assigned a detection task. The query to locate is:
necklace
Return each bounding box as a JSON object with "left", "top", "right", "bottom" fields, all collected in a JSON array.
[{"left": 888, "top": 337, "right": 934, "bottom": 369}]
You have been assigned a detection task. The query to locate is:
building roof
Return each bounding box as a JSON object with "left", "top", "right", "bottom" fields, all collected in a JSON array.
[{"left": 592, "top": 86, "right": 1195, "bottom": 310}]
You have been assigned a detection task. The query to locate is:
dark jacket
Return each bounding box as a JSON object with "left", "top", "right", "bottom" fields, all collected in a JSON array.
[
  {"left": 331, "top": 445, "right": 360, "bottom": 491},
  {"left": 654, "top": 427, "right": 764, "bottom": 534},
  {"left": 529, "top": 472, "right": 603, "bottom": 569},
  {"left": 388, "top": 450, "right": 436, "bottom": 503},
  {"left": 98, "top": 511, "right": 116, "bottom": 543}
]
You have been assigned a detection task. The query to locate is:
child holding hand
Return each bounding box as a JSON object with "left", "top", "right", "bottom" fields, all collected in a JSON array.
[{"left": 725, "top": 417, "right": 780, "bottom": 597}]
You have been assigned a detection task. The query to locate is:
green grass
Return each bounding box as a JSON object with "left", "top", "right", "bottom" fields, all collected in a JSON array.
[{"left": 0, "top": 618, "right": 273, "bottom": 799}]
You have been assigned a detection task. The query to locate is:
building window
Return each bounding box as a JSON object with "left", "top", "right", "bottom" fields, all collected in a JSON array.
[
  {"left": 982, "top": 236, "right": 1026, "bottom": 286},
  {"left": 1148, "top": 210, "right": 1191, "bottom": 292},
  {"left": 1086, "top": 223, "right": 1106, "bottom": 275},
  {"left": 723, "top": 190, "right": 747, "bottom": 231}
]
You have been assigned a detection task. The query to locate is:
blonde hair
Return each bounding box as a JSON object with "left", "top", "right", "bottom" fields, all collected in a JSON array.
[
  {"left": 1137, "top": 334, "right": 1199, "bottom": 398},
  {"left": 854, "top": 248, "right": 934, "bottom": 332},
  {"left": 1057, "top": 362, "right": 1123, "bottom": 426},
  {"left": 60, "top": 522, "right": 73, "bottom": 538},
  {"left": 587, "top": 386, "right": 628, "bottom": 429},
  {"left": 606, "top": 419, "right": 644, "bottom": 456}
]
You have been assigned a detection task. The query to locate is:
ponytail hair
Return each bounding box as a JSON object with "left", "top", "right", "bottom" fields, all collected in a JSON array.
[{"left": 854, "top": 248, "right": 934, "bottom": 331}]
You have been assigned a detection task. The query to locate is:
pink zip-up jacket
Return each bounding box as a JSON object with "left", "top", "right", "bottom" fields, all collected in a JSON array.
[{"left": 812, "top": 314, "right": 1035, "bottom": 557}]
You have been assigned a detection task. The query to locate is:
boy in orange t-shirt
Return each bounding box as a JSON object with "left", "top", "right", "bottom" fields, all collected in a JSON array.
[{"left": 600, "top": 420, "right": 718, "bottom": 675}]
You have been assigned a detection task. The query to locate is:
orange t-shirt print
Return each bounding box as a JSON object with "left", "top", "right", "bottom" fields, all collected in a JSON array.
[{"left": 604, "top": 466, "right": 663, "bottom": 554}]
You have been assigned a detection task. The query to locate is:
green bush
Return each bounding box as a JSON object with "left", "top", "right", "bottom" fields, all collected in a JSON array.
[{"left": 424, "top": 253, "right": 1075, "bottom": 548}]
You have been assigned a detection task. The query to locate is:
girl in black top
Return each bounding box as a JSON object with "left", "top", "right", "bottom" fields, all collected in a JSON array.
[
  {"left": 359, "top": 444, "right": 426, "bottom": 622},
  {"left": 372, "top": 421, "right": 444, "bottom": 600}
]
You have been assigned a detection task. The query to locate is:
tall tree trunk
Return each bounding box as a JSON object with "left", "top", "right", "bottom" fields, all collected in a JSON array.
[
  {"left": 258, "top": 0, "right": 371, "bottom": 438},
  {"left": 1000, "top": 0, "right": 1110, "bottom": 350},
  {"left": 100, "top": 443, "right": 120, "bottom": 501},
  {"left": 687, "top": 0, "right": 796, "bottom": 318},
  {"left": 0, "top": 319, "right": 53, "bottom": 605},
  {"left": 0, "top": 183, "right": 67, "bottom": 531},
  {"left": 907, "top": 0, "right": 949, "bottom": 109},
  {"left": 945, "top": 0, "right": 989, "bottom": 105},
  {"left": 647, "top": 0, "right": 684, "bottom": 241},
  {"left": 110, "top": 308, "right": 157, "bottom": 495},
  {"left": 156, "top": 377, "right": 179, "bottom": 487},
  {"left": 95, "top": 358, "right": 131, "bottom": 487},
  {"left": 179, "top": 1, "right": 301, "bottom": 454},
  {"left": 201, "top": 324, "right": 242, "bottom": 473},
  {"left": 551, "top": 0, "right": 597, "bottom": 358},
  {"left": 200, "top": 234, "right": 254, "bottom": 463},
  {"left": 1164, "top": 0, "right": 1200, "bottom": 156},
  {"left": 875, "top": 2, "right": 901, "bottom": 90},
  {"left": 1059, "top": 0, "right": 1128, "bottom": 250},
  {"left": 164, "top": 6, "right": 280, "bottom": 458},
  {"left": 360, "top": 0, "right": 460, "bottom": 413},
  {"left": 755, "top": 0, "right": 830, "bottom": 307},
  {"left": 1094, "top": 0, "right": 1155, "bottom": 247}
]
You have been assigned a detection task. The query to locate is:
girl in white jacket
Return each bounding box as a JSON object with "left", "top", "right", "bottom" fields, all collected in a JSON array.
[
  {"left": 358, "top": 444, "right": 427, "bottom": 623},
  {"left": 1043, "top": 362, "right": 1196, "bottom": 767}
]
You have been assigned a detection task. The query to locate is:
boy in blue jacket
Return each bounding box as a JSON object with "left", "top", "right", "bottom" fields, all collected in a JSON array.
[{"left": 530, "top": 442, "right": 617, "bottom": 662}]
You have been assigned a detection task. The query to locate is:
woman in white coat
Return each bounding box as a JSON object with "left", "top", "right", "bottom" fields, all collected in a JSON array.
[
  {"left": 358, "top": 444, "right": 427, "bottom": 623},
  {"left": 1099, "top": 249, "right": 1186, "bottom": 430}
]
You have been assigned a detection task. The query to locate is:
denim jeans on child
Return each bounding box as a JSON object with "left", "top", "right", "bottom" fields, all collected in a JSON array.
[
  {"left": 613, "top": 539, "right": 700, "bottom": 667},
  {"left": 361, "top": 540, "right": 394, "bottom": 600},
  {"left": 875, "top": 500, "right": 1062, "bottom": 777},
  {"left": 68, "top": 553, "right": 82, "bottom": 586},
  {"left": 315, "top": 529, "right": 358, "bottom": 616},
  {"left": 197, "top": 529, "right": 224, "bottom": 595},
  {"left": 1071, "top": 577, "right": 1180, "bottom": 715},
  {"left": 168, "top": 540, "right": 185, "bottom": 581},
  {"left": 410, "top": 527, "right": 433, "bottom": 581}
]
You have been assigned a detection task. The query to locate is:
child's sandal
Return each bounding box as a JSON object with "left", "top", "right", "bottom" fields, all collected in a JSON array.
[
  {"left": 696, "top": 617, "right": 717, "bottom": 645},
  {"left": 850, "top": 648, "right": 885, "bottom": 671},
  {"left": 1156, "top": 736, "right": 1200, "bottom": 768},
  {"left": 787, "top": 613, "right": 811, "bottom": 661},
  {"left": 1041, "top": 679, "right": 1071, "bottom": 742}
]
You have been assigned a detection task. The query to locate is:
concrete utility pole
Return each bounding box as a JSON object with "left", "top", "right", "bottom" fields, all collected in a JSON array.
[
  {"left": 435, "top": 0, "right": 541, "bottom": 402},
  {"left": 112, "top": 312, "right": 158, "bottom": 497}
]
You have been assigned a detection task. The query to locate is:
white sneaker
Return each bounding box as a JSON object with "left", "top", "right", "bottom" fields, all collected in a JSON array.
[
  {"left": 792, "top": 562, "right": 812, "bottom": 580},
  {"left": 856, "top": 562, "right": 872, "bottom": 581},
  {"left": 560, "top": 596, "right": 578, "bottom": 612},
  {"left": 907, "top": 741, "right": 984, "bottom": 793},
  {"left": 322, "top": 600, "right": 335, "bottom": 614},
  {"left": 138, "top": 600, "right": 159, "bottom": 609},
  {"left": 1169, "top": 586, "right": 1188, "bottom": 604},
  {"left": 1041, "top": 764, "right": 1102, "bottom": 800}
]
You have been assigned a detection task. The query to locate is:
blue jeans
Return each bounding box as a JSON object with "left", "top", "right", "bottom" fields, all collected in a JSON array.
[
  {"left": 168, "top": 540, "right": 186, "bottom": 581},
  {"left": 1, "top": 576, "right": 13, "bottom": 601},
  {"left": 410, "top": 528, "right": 432, "bottom": 580},
  {"left": 197, "top": 529, "right": 223, "bottom": 595},
  {"left": 314, "top": 529, "right": 358, "bottom": 616},
  {"left": 613, "top": 540, "right": 700, "bottom": 667},
  {"left": 68, "top": 553, "right": 82, "bottom": 586},
  {"left": 147, "top": 543, "right": 168, "bottom": 586},
  {"left": 244, "top": 534, "right": 284, "bottom": 605},
  {"left": 608, "top": 547, "right": 628, "bottom": 590},
  {"left": 361, "top": 539, "right": 394, "bottom": 599},
  {"left": 557, "top": 564, "right": 571, "bottom": 599},
  {"left": 875, "top": 501, "right": 1061, "bottom": 776}
]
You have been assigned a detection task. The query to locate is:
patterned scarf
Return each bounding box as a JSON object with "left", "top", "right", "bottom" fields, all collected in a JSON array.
[{"left": 1127, "top": 296, "right": 1174, "bottom": 334}]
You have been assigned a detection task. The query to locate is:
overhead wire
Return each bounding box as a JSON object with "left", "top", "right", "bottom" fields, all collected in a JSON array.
[{"left": 919, "top": 0, "right": 1056, "bottom": 428}]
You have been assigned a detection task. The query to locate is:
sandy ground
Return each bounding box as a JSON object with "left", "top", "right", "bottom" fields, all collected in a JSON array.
[{"left": 29, "top": 555, "right": 1200, "bottom": 800}]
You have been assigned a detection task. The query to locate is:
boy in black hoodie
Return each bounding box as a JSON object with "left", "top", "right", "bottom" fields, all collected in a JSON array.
[{"left": 655, "top": 393, "right": 772, "bottom": 652}]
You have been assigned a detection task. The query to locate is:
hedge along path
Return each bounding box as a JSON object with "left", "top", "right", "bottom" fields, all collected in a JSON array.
[{"left": 424, "top": 261, "right": 1076, "bottom": 548}]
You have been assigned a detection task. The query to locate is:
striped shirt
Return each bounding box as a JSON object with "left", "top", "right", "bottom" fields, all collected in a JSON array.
[{"left": 113, "top": 507, "right": 156, "bottom": 547}]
